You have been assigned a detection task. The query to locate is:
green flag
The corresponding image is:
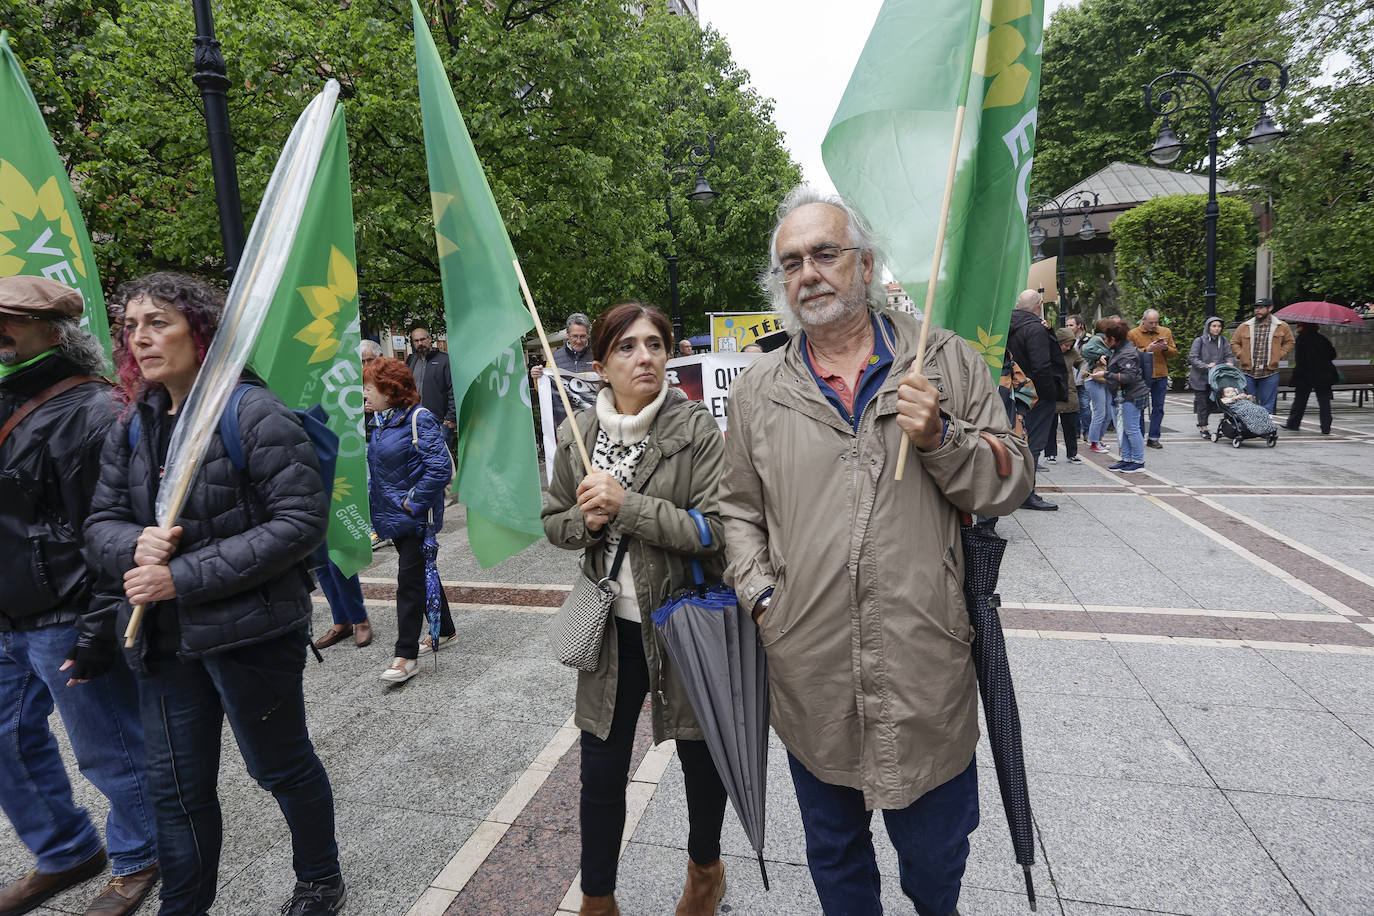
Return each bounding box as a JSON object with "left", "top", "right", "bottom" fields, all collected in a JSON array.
[
  {"left": 248, "top": 104, "right": 372, "bottom": 577},
  {"left": 823, "top": 0, "right": 1044, "bottom": 378},
  {"left": 412, "top": 0, "right": 543, "bottom": 568},
  {"left": 0, "top": 31, "right": 111, "bottom": 360}
]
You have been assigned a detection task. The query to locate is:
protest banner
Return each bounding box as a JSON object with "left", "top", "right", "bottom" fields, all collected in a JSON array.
[{"left": 709, "top": 312, "right": 786, "bottom": 352}]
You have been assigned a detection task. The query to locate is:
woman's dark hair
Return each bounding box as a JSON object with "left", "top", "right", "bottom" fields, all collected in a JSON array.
[
  {"left": 591, "top": 301, "right": 673, "bottom": 362},
  {"left": 111, "top": 271, "right": 224, "bottom": 401},
  {"left": 1100, "top": 317, "right": 1130, "bottom": 343},
  {"left": 363, "top": 357, "right": 421, "bottom": 409}
]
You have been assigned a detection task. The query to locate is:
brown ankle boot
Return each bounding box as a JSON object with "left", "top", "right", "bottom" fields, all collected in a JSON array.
[
  {"left": 674, "top": 858, "right": 725, "bottom": 915},
  {"left": 579, "top": 891, "right": 620, "bottom": 915}
]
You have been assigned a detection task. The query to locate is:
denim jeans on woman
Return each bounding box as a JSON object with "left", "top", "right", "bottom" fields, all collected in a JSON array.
[
  {"left": 1119, "top": 396, "right": 1147, "bottom": 464},
  {"left": 138, "top": 630, "right": 339, "bottom": 915},
  {"left": 0, "top": 625, "right": 157, "bottom": 877},
  {"left": 1085, "top": 379, "right": 1111, "bottom": 442}
]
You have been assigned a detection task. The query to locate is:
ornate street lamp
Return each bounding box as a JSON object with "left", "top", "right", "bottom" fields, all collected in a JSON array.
[
  {"left": 1027, "top": 190, "right": 1100, "bottom": 325},
  {"left": 191, "top": 0, "right": 247, "bottom": 276},
  {"left": 1143, "top": 59, "right": 1288, "bottom": 316},
  {"left": 664, "top": 134, "right": 719, "bottom": 342}
]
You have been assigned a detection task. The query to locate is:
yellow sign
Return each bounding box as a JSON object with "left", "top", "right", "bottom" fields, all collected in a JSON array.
[{"left": 709, "top": 312, "right": 786, "bottom": 352}]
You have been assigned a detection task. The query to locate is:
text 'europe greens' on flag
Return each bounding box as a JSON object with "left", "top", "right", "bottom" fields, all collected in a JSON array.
[
  {"left": 0, "top": 31, "right": 111, "bottom": 361},
  {"left": 411, "top": 0, "right": 543, "bottom": 568},
  {"left": 822, "top": 0, "right": 1046, "bottom": 379},
  {"left": 249, "top": 103, "right": 372, "bottom": 578}
]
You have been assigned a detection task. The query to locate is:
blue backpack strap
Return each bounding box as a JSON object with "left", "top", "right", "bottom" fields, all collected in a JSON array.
[
  {"left": 127, "top": 411, "right": 142, "bottom": 454},
  {"left": 218, "top": 383, "right": 253, "bottom": 471}
]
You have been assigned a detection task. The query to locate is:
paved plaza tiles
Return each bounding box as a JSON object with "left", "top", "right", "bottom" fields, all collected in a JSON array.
[{"left": 4, "top": 391, "right": 1372, "bottom": 915}]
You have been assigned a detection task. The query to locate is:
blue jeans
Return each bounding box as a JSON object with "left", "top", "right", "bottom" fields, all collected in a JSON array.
[
  {"left": 788, "top": 753, "right": 979, "bottom": 916},
  {"left": 1119, "top": 397, "right": 1146, "bottom": 464},
  {"left": 316, "top": 561, "right": 368, "bottom": 626},
  {"left": 1075, "top": 384, "right": 1090, "bottom": 435},
  {"left": 1086, "top": 379, "right": 1111, "bottom": 443},
  {"left": 0, "top": 625, "right": 156, "bottom": 876},
  {"left": 1146, "top": 377, "right": 1169, "bottom": 440},
  {"left": 1245, "top": 373, "right": 1280, "bottom": 415},
  {"left": 139, "top": 631, "right": 339, "bottom": 915}
]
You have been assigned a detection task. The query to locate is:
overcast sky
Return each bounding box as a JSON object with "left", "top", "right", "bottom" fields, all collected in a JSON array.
[{"left": 701, "top": 1, "right": 1081, "bottom": 193}]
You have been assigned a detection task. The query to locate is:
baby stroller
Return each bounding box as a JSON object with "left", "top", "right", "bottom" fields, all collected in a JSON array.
[{"left": 1208, "top": 364, "right": 1278, "bottom": 448}]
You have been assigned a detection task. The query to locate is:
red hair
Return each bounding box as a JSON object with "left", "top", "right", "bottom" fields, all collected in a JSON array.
[{"left": 363, "top": 357, "right": 421, "bottom": 409}]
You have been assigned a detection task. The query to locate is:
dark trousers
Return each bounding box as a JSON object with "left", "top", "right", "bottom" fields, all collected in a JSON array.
[
  {"left": 393, "top": 532, "right": 455, "bottom": 658},
  {"left": 1286, "top": 385, "right": 1333, "bottom": 433},
  {"left": 788, "top": 753, "right": 979, "bottom": 916},
  {"left": 1192, "top": 388, "right": 1214, "bottom": 430},
  {"left": 138, "top": 631, "right": 339, "bottom": 915},
  {"left": 1145, "top": 376, "right": 1169, "bottom": 440},
  {"left": 1025, "top": 397, "right": 1055, "bottom": 459},
  {"left": 580, "top": 618, "right": 727, "bottom": 896},
  {"left": 316, "top": 561, "right": 368, "bottom": 626},
  {"left": 1042, "top": 413, "right": 1079, "bottom": 459}
]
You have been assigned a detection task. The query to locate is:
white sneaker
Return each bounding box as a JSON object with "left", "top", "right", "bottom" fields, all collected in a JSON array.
[
  {"left": 1044, "top": 455, "right": 1057, "bottom": 463},
  {"left": 417, "top": 634, "right": 457, "bottom": 657},
  {"left": 380, "top": 658, "right": 419, "bottom": 684}
]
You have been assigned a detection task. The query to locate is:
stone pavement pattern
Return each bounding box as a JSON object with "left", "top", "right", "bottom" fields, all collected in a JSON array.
[{"left": 3, "top": 392, "right": 1372, "bottom": 915}]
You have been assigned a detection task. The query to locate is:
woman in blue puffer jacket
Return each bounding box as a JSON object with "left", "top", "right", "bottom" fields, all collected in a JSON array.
[{"left": 362, "top": 357, "right": 455, "bottom": 684}]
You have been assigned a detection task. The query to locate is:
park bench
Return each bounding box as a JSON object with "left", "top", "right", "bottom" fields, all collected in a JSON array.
[{"left": 1277, "top": 360, "right": 1374, "bottom": 407}]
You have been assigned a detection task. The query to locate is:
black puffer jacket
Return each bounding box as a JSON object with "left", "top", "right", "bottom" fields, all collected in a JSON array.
[
  {"left": 1007, "top": 308, "right": 1068, "bottom": 402},
  {"left": 0, "top": 355, "right": 120, "bottom": 631},
  {"left": 83, "top": 383, "right": 327, "bottom": 669}
]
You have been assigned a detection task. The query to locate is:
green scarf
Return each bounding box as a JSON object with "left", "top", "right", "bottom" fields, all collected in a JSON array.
[{"left": 0, "top": 348, "right": 56, "bottom": 380}]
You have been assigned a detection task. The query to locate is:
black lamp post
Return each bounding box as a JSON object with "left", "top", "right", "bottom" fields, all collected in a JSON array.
[
  {"left": 1027, "top": 190, "right": 1100, "bottom": 326},
  {"left": 1144, "top": 60, "right": 1288, "bottom": 317},
  {"left": 191, "top": 0, "right": 247, "bottom": 276},
  {"left": 663, "top": 134, "right": 719, "bottom": 343}
]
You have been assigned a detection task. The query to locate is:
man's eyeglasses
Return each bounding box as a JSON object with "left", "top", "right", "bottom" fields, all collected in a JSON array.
[{"left": 772, "top": 247, "right": 859, "bottom": 282}]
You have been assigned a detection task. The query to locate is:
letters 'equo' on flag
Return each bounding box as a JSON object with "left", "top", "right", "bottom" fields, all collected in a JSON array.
[
  {"left": 0, "top": 31, "right": 111, "bottom": 361},
  {"left": 411, "top": 0, "right": 543, "bottom": 568},
  {"left": 822, "top": 0, "right": 1045, "bottom": 379},
  {"left": 249, "top": 104, "right": 372, "bottom": 578}
]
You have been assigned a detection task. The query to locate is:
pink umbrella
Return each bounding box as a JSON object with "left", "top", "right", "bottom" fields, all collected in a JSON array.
[{"left": 1275, "top": 301, "right": 1369, "bottom": 327}]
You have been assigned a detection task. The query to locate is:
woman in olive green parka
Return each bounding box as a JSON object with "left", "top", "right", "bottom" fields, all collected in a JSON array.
[{"left": 542, "top": 302, "right": 729, "bottom": 916}]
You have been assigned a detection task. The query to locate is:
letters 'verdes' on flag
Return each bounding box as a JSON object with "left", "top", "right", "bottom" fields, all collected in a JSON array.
[
  {"left": 411, "top": 0, "right": 543, "bottom": 567},
  {"left": 822, "top": 0, "right": 1045, "bottom": 379},
  {"left": 0, "top": 31, "right": 111, "bottom": 361},
  {"left": 249, "top": 104, "right": 373, "bottom": 577}
]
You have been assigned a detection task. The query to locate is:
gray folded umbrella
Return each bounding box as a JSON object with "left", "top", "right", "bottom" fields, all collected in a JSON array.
[{"left": 652, "top": 512, "right": 770, "bottom": 889}]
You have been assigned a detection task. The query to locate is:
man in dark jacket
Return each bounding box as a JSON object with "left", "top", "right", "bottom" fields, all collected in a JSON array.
[
  {"left": 405, "top": 324, "right": 456, "bottom": 445},
  {"left": 1006, "top": 289, "right": 1067, "bottom": 510},
  {"left": 0, "top": 276, "right": 159, "bottom": 916},
  {"left": 529, "top": 312, "right": 595, "bottom": 430}
]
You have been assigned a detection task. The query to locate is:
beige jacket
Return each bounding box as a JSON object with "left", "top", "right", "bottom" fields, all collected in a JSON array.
[
  {"left": 542, "top": 392, "right": 724, "bottom": 744},
  {"left": 720, "top": 310, "right": 1034, "bottom": 809},
  {"left": 1230, "top": 317, "right": 1295, "bottom": 373}
]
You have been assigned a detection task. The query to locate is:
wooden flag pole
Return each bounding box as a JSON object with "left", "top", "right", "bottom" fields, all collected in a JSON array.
[
  {"left": 894, "top": 0, "right": 994, "bottom": 481},
  {"left": 513, "top": 259, "right": 593, "bottom": 476}
]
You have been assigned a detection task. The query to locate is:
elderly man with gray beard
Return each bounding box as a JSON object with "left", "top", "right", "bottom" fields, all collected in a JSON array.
[{"left": 720, "top": 187, "right": 1034, "bottom": 916}]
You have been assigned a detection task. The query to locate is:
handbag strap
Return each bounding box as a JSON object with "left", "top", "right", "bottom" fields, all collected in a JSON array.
[
  {"left": 604, "top": 535, "right": 631, "bottom": 582},
  {"left": 0, "top": 375, "right": 105, "bottom": 452}
]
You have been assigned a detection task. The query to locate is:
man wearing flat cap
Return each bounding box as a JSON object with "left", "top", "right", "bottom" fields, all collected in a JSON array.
[
  {"left": 1230, "top": 298, "right": 1294, "bottom": 415},
  {"left": 0, "top": 276, "right": 159, "bottom": 915}
]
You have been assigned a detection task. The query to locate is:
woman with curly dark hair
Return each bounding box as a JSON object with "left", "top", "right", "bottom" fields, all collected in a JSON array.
[
  {"left": 363, "top": 357, "right": 456, "bottom": 683},
  {"left": 83, "top": 271, "right": 346, "bottom": 916}
]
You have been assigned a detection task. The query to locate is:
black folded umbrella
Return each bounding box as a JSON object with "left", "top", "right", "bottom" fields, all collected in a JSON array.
[{"left": 962, "top": 521, "right": 1036, "bottom": 911}]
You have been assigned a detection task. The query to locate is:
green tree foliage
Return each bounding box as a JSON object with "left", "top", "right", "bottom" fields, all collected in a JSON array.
[
  {"left": 1112, "top": 194, "right": 1252, "bottom": 374},
  {"left": 1229, "top": 0, "right": 1374, "bottom": 305},
  {"left": 0, "top": 0, "right": 799, "bottom": 336}
]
